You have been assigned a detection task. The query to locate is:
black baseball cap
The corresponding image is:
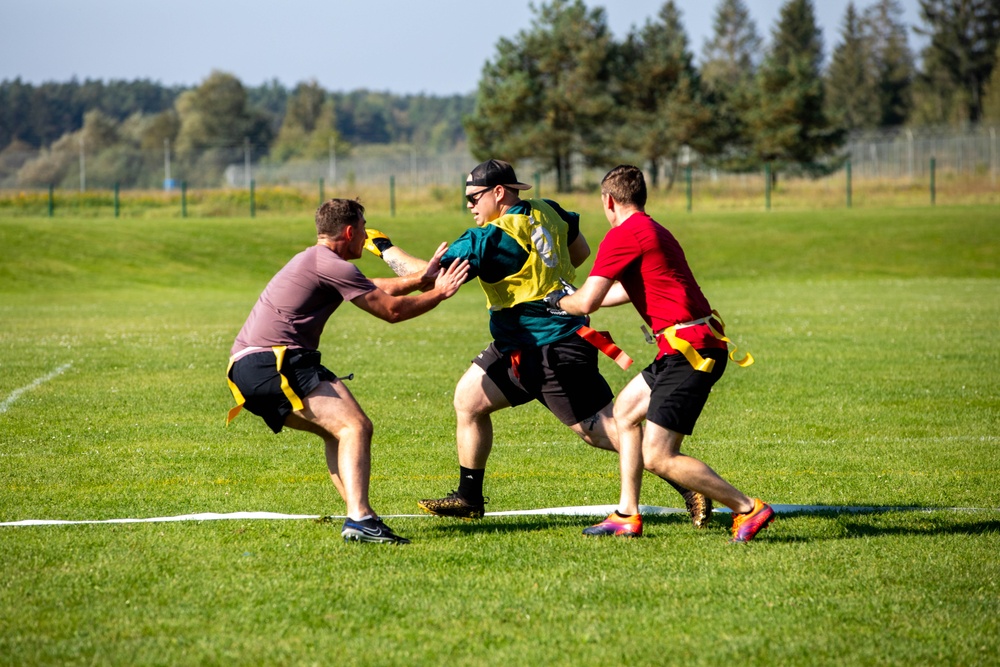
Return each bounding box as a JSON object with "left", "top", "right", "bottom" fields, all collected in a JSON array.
[{"left": 466, "top": 159, "right": 532, "bottom": 190}]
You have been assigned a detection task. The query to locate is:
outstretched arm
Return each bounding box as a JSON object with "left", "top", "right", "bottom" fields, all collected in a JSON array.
[
  {"left": 364, "top": 227, "right": 432, "bottom": 277},
  {"left": 381, "top": 246, "right": 431, "bottom": 278},
  {"left": 370, "top": 243, "right": 448, "bottom": 295},
  {"left": 351, "top": 258, "right": 469, "bottom": 323},
  {"left": 600, "top": 281, "right": 630, "bottom": 307},
  {"left": 558, "top": 275, "right": 616, "bottom": 316}
]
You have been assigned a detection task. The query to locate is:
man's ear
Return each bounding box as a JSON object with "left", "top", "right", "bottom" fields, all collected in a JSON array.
[{"left": 343, "top": 224, "right": 357, "bottom": 242}]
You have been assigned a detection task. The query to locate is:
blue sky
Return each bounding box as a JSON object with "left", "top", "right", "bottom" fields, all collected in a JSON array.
[{"left": 0, "top": 0, "right": 927, "bottom": 95}]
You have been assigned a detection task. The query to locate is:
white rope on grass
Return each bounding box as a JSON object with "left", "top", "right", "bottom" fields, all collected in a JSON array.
[
  {"left": 1, "top": 504, "right": 995, "bottom": 527},
  {"left": 0, "top": 362, "right": 73, "bottom": 415}
]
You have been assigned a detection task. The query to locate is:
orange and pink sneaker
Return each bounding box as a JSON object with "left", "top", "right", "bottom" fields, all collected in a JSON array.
[
  {"left": 730, "top": 498, "right": 775, "bottom": 543},
  {"left": 583, "top": 512, "right": 643, "bottom": 537}
]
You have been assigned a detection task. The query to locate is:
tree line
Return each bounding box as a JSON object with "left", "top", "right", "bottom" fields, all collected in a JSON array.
[
  {"left": 469, "top": 0, "right": 1000, "bottom": 190},
  {"left": 0, "top": 74, "right": 474, "bottom": 188},
  {"left": 1, "top": 0, "right": 998, "bottom": 191}
]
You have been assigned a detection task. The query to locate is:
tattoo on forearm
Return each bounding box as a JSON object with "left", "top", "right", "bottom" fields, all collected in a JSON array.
[{"left": 385, "top": 257, "right": 410, "bottom": 277}]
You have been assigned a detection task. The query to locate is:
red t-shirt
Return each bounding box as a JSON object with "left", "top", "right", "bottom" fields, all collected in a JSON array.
[
  {"left": 231, "top": 245, "right": 375, "bottom": 355},
  {"left": 589, "top": 211, "right": 726, "bottom": 358}
]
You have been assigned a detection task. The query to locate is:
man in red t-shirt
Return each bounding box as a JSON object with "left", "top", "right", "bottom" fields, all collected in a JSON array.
[{"left": 554, "top": 165, "right": 774, "bottom": 543}]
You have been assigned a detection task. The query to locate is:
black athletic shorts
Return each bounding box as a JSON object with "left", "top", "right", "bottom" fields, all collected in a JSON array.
[
  {"left": 641, "top": 347, "right": 728, "bottom": 436},
  {"left": 473, "top": 334, "right": 614, "bottom": 426},
  {"left": 228, "top": 349, "right": 337, "bottom": 434}
]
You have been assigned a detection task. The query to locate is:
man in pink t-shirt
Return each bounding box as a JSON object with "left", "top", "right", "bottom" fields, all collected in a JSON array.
[
  {"left": 554, "top": 165, "right": 774, "bottom": 543},
  {"left": 227, "top": 198, "right": 468, "bottom": 544}
]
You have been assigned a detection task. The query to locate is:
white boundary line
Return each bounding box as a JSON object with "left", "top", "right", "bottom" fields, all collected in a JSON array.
[
  {"left": 1, "top": 504, "right": 995, "bottom": 527},
  {"left": 0, "top": 362, "right": 73, "bottom": 414}
]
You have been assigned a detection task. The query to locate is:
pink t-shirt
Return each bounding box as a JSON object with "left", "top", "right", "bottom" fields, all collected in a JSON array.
[
  {"left": 589, "top": 211, "right": 726, "bottom": 357},
  {"left": 231, "top": 245, "right": 375, "bottom": 354}
]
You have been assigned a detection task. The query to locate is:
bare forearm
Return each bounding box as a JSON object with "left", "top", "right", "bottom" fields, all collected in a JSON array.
[
  {"left": 601, "top": 282, "right": 630, "bottom": 307},
  {"left": 378, "top": 289, "right": 448, "bottom": 322},
  {"left": 559, "top": 276, "right": 614, "bottom": 315},
  {"left": 382, "top": 246, "right": 429, "bottom": 277},
  {"left": 371, "top": 273, "right": 425, "bottom": 296},
  {"left": 352, "top": 257, "right": 468, "bottom": 323}
]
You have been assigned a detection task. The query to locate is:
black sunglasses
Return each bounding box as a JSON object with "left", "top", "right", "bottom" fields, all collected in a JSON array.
[{"left": 465, "top": 187, "right": 491, "bottom": 205}]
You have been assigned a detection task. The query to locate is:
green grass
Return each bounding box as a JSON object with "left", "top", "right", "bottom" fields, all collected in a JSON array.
[{"left": 1, "top": 205, "right": 998, "bottom": 666}]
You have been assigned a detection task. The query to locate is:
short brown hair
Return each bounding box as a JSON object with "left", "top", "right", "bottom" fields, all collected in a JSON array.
[
  {"left": 601, "top": 165, "right": 647, "bottom": 209},
  {"left": 315, "top": 198, "right": 365, "bottom": 237}
]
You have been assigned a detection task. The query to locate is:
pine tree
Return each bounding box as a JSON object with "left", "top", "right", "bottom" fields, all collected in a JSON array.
[
  {"left": 745, "top": 0, "right": 843, "bottom": 173},
  {"left": 914, "top": 0, "right": 1000, "bottom": 124},
  {"left": 699, "top": 0, "right": 764, "bottom": 171},
  {"left": 982, "top": 43, "right": 1000, "bottom": 122},
  {"left": 825, "top": 3, "right": 880, "bottom": 130},
  {"left": 861, "top": 0, "right": 914, "bottom": 127},
  {"left": 701, "top": 0, "right": 763, "bottom": 91},
  {"left": 465, "top": 0, "right": 615, "bottom": 192},
  {"left": 614, "top": 1, "right": 712, "bottom": 188}
]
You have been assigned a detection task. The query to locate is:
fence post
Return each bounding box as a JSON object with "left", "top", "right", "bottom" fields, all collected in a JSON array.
[
  {"left": 461, "top": 176, "right": 466, "bottom": 211},
  {"left": 48, "top": 184, "right": 54, "bottom": 217},
  {"left": 930, "top": 157, "right": 936, "bottom": 205},
  {"left": 846, "top": 160, "right": 852, "bottom": 208},
  {"left": 685, "top": 165, "right": 692, "bottom": 212},
  {"left": 250, "top": 179, "right": 256, "bottom": 218},
  {"left": 319, "top": 178, "right": 324, "bottom": 207},
  {"left": 390, "top": 175, "right": 396, "bottom": 217},
  {"left": 991, "top": 127, "right": 997, "bottom": 186},
  {"left": 114, "top": 182, "right": 120, "bottom": 218},
  {"left": 764, "top": 162, "right": 772, "bottom": 211},
  {"left": 181, "top": 181, "right": 187, "bottom": 218},
  {"left": 534, "top": 172, "right": 541, "bottom": 198}
]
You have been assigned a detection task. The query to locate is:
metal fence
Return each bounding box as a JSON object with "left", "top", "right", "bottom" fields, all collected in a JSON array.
[
  {"left": 223, "top": 148, "right": 476, "bottom": 192},
  {"left": 841, "top": 125, "right": 1000, "bottom": 181},
  {"left": 1, "top": 125, "right": 997, "bottom": 194}
]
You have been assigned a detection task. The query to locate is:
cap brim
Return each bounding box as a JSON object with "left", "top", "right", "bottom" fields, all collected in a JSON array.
[{"left": 464, "top": 180, "right": 533, "bottom": 190}]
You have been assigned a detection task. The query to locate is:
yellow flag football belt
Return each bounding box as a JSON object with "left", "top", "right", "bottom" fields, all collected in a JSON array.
[
  {"left": 225, "top": 346, "right": 305, "bottom": 425},
  {"left": 643, "top": 310, "right": 754, "bottom": 373}
]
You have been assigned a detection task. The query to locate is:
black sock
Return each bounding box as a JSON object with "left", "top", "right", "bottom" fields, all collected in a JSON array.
[
  {"left": 615, "top": 510, "right": 633, "bottom": 518},
  {"left": 458, "top": 466, "right": 485, "bottom": 502},
  {"left": 659, "top": 475, "right": 691, "bottom": 497}
]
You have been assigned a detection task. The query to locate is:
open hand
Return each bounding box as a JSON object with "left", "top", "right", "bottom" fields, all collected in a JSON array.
[{"left": 435, "top": 258, "right": 470, "bottom": 298}]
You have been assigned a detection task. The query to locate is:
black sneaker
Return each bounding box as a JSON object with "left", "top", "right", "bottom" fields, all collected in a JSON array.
[
  {"left": 417, "top": 490, "right": 487, "bottom": 519},
  {"left": 682, "top": 490, "right": 713, "bottom": 529},
  {"left": 341, "top": 516, "right": 411, "bottom": 544}
]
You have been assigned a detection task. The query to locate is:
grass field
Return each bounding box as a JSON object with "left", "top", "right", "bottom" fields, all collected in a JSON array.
[{"left": 1, "top": 202, "right": 998, "bottom": 666}]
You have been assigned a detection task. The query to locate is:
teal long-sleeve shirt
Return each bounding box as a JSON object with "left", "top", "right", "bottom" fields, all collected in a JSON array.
[{"left": 441, "top": 199, "right": 587, "bottom": 351}]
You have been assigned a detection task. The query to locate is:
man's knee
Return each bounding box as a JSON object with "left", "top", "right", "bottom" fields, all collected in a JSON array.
[
  {"left": 642, "top": 427, "right": 683, "bottom": 465},
  {"left": 308, "top": 406, "right": 373, "bottom": 444},
  {"left": 353, "top": 413, "right": 374, "bottom": 441},
  {"left": 454, "top": 367, "right": 505, "bottom": 418}
]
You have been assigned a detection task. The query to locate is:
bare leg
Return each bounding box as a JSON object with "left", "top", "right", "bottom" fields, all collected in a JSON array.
[
  {"left": 453, "top": 364, "right": 510, "bottom": 469},
  {"left": 568, "top": 402, "right": 617, "bottom": 452},
  {"left": 641, "top": 421, "right": 754, "bottom": 514},
  {"left": 283, "top": 379, "right": 375, "bottom": 520},
  {"left": 611, "top": 375, "right": 656, "bottom": 516}
]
